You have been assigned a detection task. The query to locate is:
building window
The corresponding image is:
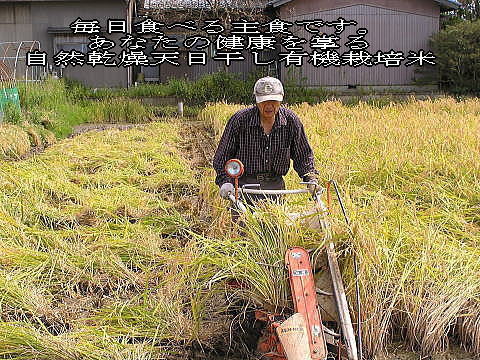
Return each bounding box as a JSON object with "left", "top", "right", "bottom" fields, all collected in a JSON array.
[
  {"left": 53, "top": 35, "right": 88, "bottom": 55},
  {"left": 56, "top": 43, "right": 88, "bottom": 53}
]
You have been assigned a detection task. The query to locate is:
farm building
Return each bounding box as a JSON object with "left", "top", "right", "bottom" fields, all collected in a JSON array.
[
  {"left": 268, "top": 0, "right": 461, "bottom": 90},
  {"left": 143, "top": 0, "right": 460, "bottom": 91},
  {"left": 0, "top": 0, "right": 461, "bottom": 89},
  {"left": 138, "top": 0, "right": 274, "bottom": 83},
  {"left": 0, "top": 0, "right": 135, "bottom": 87}
]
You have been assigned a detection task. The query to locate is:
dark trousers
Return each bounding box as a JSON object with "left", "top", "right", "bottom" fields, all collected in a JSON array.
[{"left": 230, "top": 175, "right": 285, "bottom": 223}]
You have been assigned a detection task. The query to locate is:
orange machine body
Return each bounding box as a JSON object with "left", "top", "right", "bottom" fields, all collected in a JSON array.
[
  {"left": 285, "top": 246, "right": 328, "bottom": 359},
  {"left": 256, "top": 247, "right": 328, "bottom": 360}
]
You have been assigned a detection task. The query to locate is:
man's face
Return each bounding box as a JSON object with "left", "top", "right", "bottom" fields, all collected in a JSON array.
[{"left": 257, "top": 100, "right": 281, "bottom": 120}]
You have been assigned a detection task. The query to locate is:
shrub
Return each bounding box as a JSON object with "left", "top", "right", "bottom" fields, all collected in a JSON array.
[{"left": 430, "top": 20, "right": 480, "bottom": 94}]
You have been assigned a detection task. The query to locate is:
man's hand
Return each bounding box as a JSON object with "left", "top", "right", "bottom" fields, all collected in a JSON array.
[
  {"left": 219, "top": 182, "right": 234, "bottom": 199},
  {"left": 303, "top": 173, "right": 320, "bottom": 196},
  {"left": 307, "top": 181, "right": 320, "bottom": 196}
]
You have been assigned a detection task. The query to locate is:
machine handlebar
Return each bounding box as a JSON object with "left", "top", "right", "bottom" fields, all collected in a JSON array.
[
  {"left": 228, "top": 194, "right": 247, "bottom": 213},
  {"left": 227, "top": 183, "right": 325, "bottom": 213},
  {"left": 240, "top": 182, "right": 323, "bottom": 196},
  {"left": 240, "top": 188, "right": 310, "bottom": 195}
]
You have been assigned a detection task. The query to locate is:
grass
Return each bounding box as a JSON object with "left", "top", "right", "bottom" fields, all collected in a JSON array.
[
  {"left": 0, "top": 78, "right": 158, "bottom": 160},
  {"left": 66, "top": 72, "right": 333, "bottom": 105},
  {"left": 0, "top": 74, "right": 331, "bottom": 159},
  {"left": 19, "top": 79, "right": 156, "bottom": 135},
  {"left": 200, "top": 98, "right": 480, "bottom": 358}
]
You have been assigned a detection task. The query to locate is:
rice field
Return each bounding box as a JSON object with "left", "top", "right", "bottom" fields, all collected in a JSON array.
[
  {"left": 0, "top": 122, "right": 221, "bottom": 359},
  {"left": 0, "top": 79, "right": 156, "bottom": 160},
  {"left": 200, "top": 98, "right": 480, "bottom": 358},
  {"left": 1, "top": 95, "right": 480, "bottom": 359}
]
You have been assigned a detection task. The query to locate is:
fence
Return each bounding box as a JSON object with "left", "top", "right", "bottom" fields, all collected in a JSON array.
[{"left": 0, "top": 41, "right": 46, "bottom": 121}]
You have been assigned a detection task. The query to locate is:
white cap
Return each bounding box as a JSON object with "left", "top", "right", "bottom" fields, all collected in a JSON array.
[{"left": 254, "top": 76, "right": 284, "bottom": 103}]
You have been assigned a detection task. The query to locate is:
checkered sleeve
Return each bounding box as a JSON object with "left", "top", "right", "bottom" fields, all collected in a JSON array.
[
  {"left": 213, "top": 113, "right": 239, "bottom": 187},
  {"left": 290, "top": 113, "right": 318, "bottom": 178}
]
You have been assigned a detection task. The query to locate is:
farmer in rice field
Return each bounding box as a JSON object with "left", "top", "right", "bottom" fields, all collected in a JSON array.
[{"left": 213, "top": 76, "right": 319, "bottom": 219}]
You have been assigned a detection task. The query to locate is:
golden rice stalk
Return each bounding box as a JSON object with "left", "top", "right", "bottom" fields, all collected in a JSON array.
[{"left": 0, "top": 124, "right": 31, "bottom": 159}]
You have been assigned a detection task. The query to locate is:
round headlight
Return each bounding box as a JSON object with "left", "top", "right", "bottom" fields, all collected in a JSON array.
[{"left": 225, "top": 159, "right": 244, "bottom": 178}]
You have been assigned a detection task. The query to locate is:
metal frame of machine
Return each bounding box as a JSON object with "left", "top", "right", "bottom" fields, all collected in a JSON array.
[{"left": 224, "top": 158, "right": 361, "bottom": 360}]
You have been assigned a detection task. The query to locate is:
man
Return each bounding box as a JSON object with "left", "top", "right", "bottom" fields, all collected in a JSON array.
[{"left": 212, "top": 76, "right": 319, "bottom": 207}]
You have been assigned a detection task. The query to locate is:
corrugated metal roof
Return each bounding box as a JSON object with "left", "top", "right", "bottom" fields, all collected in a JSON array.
[
  {"left": 267, "top": 0, "right": 461, "bottom": 10},
  {"left": 143, "top": 0, "right": 268, "bottom": 9},
  {"left": 433, "top": 0, "right": 461, "bottom": 9},
  {"left": 0, "top": 0, "right": 130, "bottom": 3}
]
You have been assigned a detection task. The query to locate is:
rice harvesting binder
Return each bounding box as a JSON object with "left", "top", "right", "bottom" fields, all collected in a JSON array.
[{"left": 284, "top": 246, "right": 327, "bottom": 360}]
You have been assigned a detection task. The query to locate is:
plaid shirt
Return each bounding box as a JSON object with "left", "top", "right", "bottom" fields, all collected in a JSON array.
[{"left": 213, "top": 106, "right": 318, "bottom": 186}]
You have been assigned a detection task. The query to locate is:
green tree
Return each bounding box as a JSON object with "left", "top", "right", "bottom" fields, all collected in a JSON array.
[
  {"left": 430, "top": 19, "right": 480, "bottom": 93},
  {"left": 457, "top": 0, "right": 480, "bottom": 20}
]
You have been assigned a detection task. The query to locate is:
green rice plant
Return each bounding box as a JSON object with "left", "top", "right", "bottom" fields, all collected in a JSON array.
[
  {"left": 193, "top": 168, "right": 235, "bottom": 237},
  {"left": 0, "top": 118, "right": 216, "bottom": 357},
  {"left": 1, "top": 215, "right": 183, "bottom": 295},
  {"left": 1, "top": 123, "right": 195, "bottom": 229},
  {"left": 0, "top": 269, "right": 62, "bottom": 334},
  {"left": 71, "top": 327, "right": 188, "bottom": 360},
  {"left": 0, "top": 321, "right": 78, "bottom": 360},
  {"left": 19, "top": 121, "right": 56, "bottom": 148},
  {"left": 0, "top": 225, "right": 140, "bottom": 292},
  {"left": 197, "top": 102, "right": 245, "bottom": 140},
  {"left": 77, "top": 258, "right": 233, "bottom": 349},
  {"left": 456, "top": 302, "right": 480, "bottom": 358},
  {"left": 89, "top": 99, "right": 154, "bottom": 124},
  {"left": 0, "top": 321, "right": 182, "bottom": 360},
  {"left": 90, "top": 295, "right": 195, "bottom": 341},
  {"left": 4, "top": 94, "right": 479, "bottom": 357}
]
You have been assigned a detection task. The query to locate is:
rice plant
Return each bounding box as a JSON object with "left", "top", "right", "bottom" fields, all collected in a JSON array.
[
  {"left": 200, "top": 98, "right": 480, "bottom": 357},
  {"left": 190, "top": 202, "right": 326, "bottom": 313},
  {"left": 0, "top": 120, "right": 219, "bottom": 358},
  {"left": 2, "top": 94, "right": 480, "bottom": 359}
]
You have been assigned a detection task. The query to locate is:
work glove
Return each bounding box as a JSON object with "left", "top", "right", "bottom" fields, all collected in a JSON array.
[
  {"left": 219, "top": 182, "right": 234, "bottom": 199},
  {"left": 303, "top": 173, "right": 320, "bottom": 196}
]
